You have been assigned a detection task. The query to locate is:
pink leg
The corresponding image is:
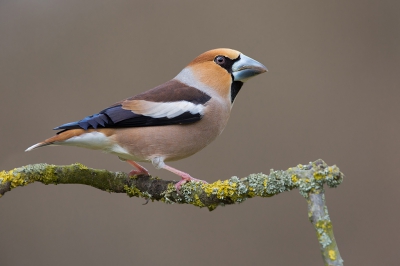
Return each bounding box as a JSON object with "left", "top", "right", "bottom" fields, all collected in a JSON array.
[
  {"left": 127, "top": 160, "right": 149, "bottom": 176},
  {"left": 162, "top": 164, "right": 208, "bottom": 191}
]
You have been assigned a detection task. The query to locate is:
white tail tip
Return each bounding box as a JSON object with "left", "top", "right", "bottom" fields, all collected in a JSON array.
[{"left": 25, "top": 143, "right": 45, "bottom": 152}]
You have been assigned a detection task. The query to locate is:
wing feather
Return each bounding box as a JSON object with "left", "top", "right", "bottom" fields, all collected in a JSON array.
[{"left": 54, "top": 79, "right": 211, "bottom": 131}]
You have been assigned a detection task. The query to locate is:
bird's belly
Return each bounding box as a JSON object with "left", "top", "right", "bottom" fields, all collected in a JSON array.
[{"left": 113, "top": 115, "right": 228, "bottom": 162}]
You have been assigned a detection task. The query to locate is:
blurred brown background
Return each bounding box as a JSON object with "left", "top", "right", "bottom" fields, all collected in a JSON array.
[{"left": 1, "top": 0, "right": 399, "bottom": 265}]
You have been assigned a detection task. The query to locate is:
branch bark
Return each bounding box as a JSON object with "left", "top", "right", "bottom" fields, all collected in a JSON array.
[{"left": 0, "top": 159, "right": 344, "bottom": 265}]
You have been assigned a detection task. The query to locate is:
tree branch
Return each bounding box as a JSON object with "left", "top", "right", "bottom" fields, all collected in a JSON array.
[{"left": 0, "top": 159, "right": 344, "bottom": 265}]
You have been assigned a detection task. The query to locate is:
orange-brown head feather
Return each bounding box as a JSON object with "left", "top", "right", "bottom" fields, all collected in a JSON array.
[
  {"left": 188, "top": 48, "right": 240, "bottom": 66},
  {"left": 186, "top": 48, "right": 241, "bottom": 100}
]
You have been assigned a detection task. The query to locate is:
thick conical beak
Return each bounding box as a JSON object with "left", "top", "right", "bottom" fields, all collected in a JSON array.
[{"left": 232, "top": 54, "right": 268, "bottom": 82}]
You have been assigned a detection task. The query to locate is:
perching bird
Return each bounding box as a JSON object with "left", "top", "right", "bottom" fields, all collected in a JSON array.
[{"left": 26, "top": 48, "right": 267, "bottom": 190}]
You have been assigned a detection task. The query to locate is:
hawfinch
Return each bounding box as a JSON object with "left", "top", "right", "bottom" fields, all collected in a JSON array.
[{"left": 26, "top": 48, "right": 267, "bottom": 190}]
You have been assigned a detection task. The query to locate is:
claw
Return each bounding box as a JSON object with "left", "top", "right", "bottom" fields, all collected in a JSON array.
[
  {"left": 174, "top": 175, "right": 208, "bottom": 192},
  {"left": 127, "top": 160, "right": 149, "bottom": 177}
]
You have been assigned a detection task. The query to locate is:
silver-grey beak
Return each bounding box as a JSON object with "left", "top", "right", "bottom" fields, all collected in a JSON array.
[{"left": 232, "top": 54, "right": 268, "bottom": 82}]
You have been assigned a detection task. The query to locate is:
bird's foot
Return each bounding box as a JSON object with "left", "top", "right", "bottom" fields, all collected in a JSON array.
[
  {"left": 127, "top": 160, "right": 149, "bottom": 177},
  {"left": 128, "top": 169, "right": 149, "bottom": 176},
  {"left": 174, "top": 174, "right": 208, "bottom": 192},
  {"left": 159, "top": 164, "right": 207, "bottom": 191}
]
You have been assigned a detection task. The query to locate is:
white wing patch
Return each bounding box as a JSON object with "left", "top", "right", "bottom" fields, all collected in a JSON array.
[{"left": 132, "top": 100, "right": 205, "bottom": 119}]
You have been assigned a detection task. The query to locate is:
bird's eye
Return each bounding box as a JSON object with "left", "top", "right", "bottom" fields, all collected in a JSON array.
[{"left": 215, "top": 56, "right": 225, "bottom": 65}]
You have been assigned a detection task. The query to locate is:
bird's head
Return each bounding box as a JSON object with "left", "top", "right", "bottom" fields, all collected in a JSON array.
[
  {"left": 183, "top": 48, "right": 267, "bottom": 103},
  {"left": 189, "top": 48, "right": 267, "bottom": 81}
]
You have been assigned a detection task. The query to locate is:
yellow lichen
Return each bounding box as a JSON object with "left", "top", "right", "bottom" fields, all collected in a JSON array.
[
  {"left": 203, "top": 179, "right": 248, "bottom": 202},
  {"left": 328, "top": 250, "right": 336, "bottom": 260},
  {"left": 0, "top": 169, "right": 29, "bottom": 188},
  {"left": 73, "top": 163, "right": 88, "bottom": 170},
  {"left": 124, "top": 184, "right": 145, "bottom": 198},
  {"left": 40, "top": 166, "right": 57, "bottom": 184},
  {"left": 193, "top": 194, "right": 205, "bottom": 208},
  {"left": 313, "top": 172, "right": 324, "bottom": 181},
  {"left": 316, "top": 220, "right": 332, "bottom": 231},
  {"left": 291, "top": 175, "right": 298, "bottom": 183},
  {"left": 203, "top": 180, "right": 228, "bottom": 198}
]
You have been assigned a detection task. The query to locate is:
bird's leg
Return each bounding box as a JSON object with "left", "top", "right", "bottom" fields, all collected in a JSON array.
[{"left": 127, "top": 160, "right": 149, "bottom": 176}]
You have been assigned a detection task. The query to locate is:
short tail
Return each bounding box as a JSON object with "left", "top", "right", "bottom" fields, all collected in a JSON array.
[{"left": 25, "top": 129, "right": 86, "bottom": 152}]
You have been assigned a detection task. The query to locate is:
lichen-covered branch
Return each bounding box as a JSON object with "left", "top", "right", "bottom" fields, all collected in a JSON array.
[
  {"left": 0, "top": 159, "right": 344, "bottom": 265},
  {"left": 0, "top": 159, "right": 342, "bottom": 209}
]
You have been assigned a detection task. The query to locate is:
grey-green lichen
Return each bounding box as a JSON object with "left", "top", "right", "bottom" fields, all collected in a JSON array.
[
  {"left": 319, "top": 233, "right": 331, "bottom": 248},
  {"left": 179, "top": 180, "right": 204, "bottom": 205}
]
